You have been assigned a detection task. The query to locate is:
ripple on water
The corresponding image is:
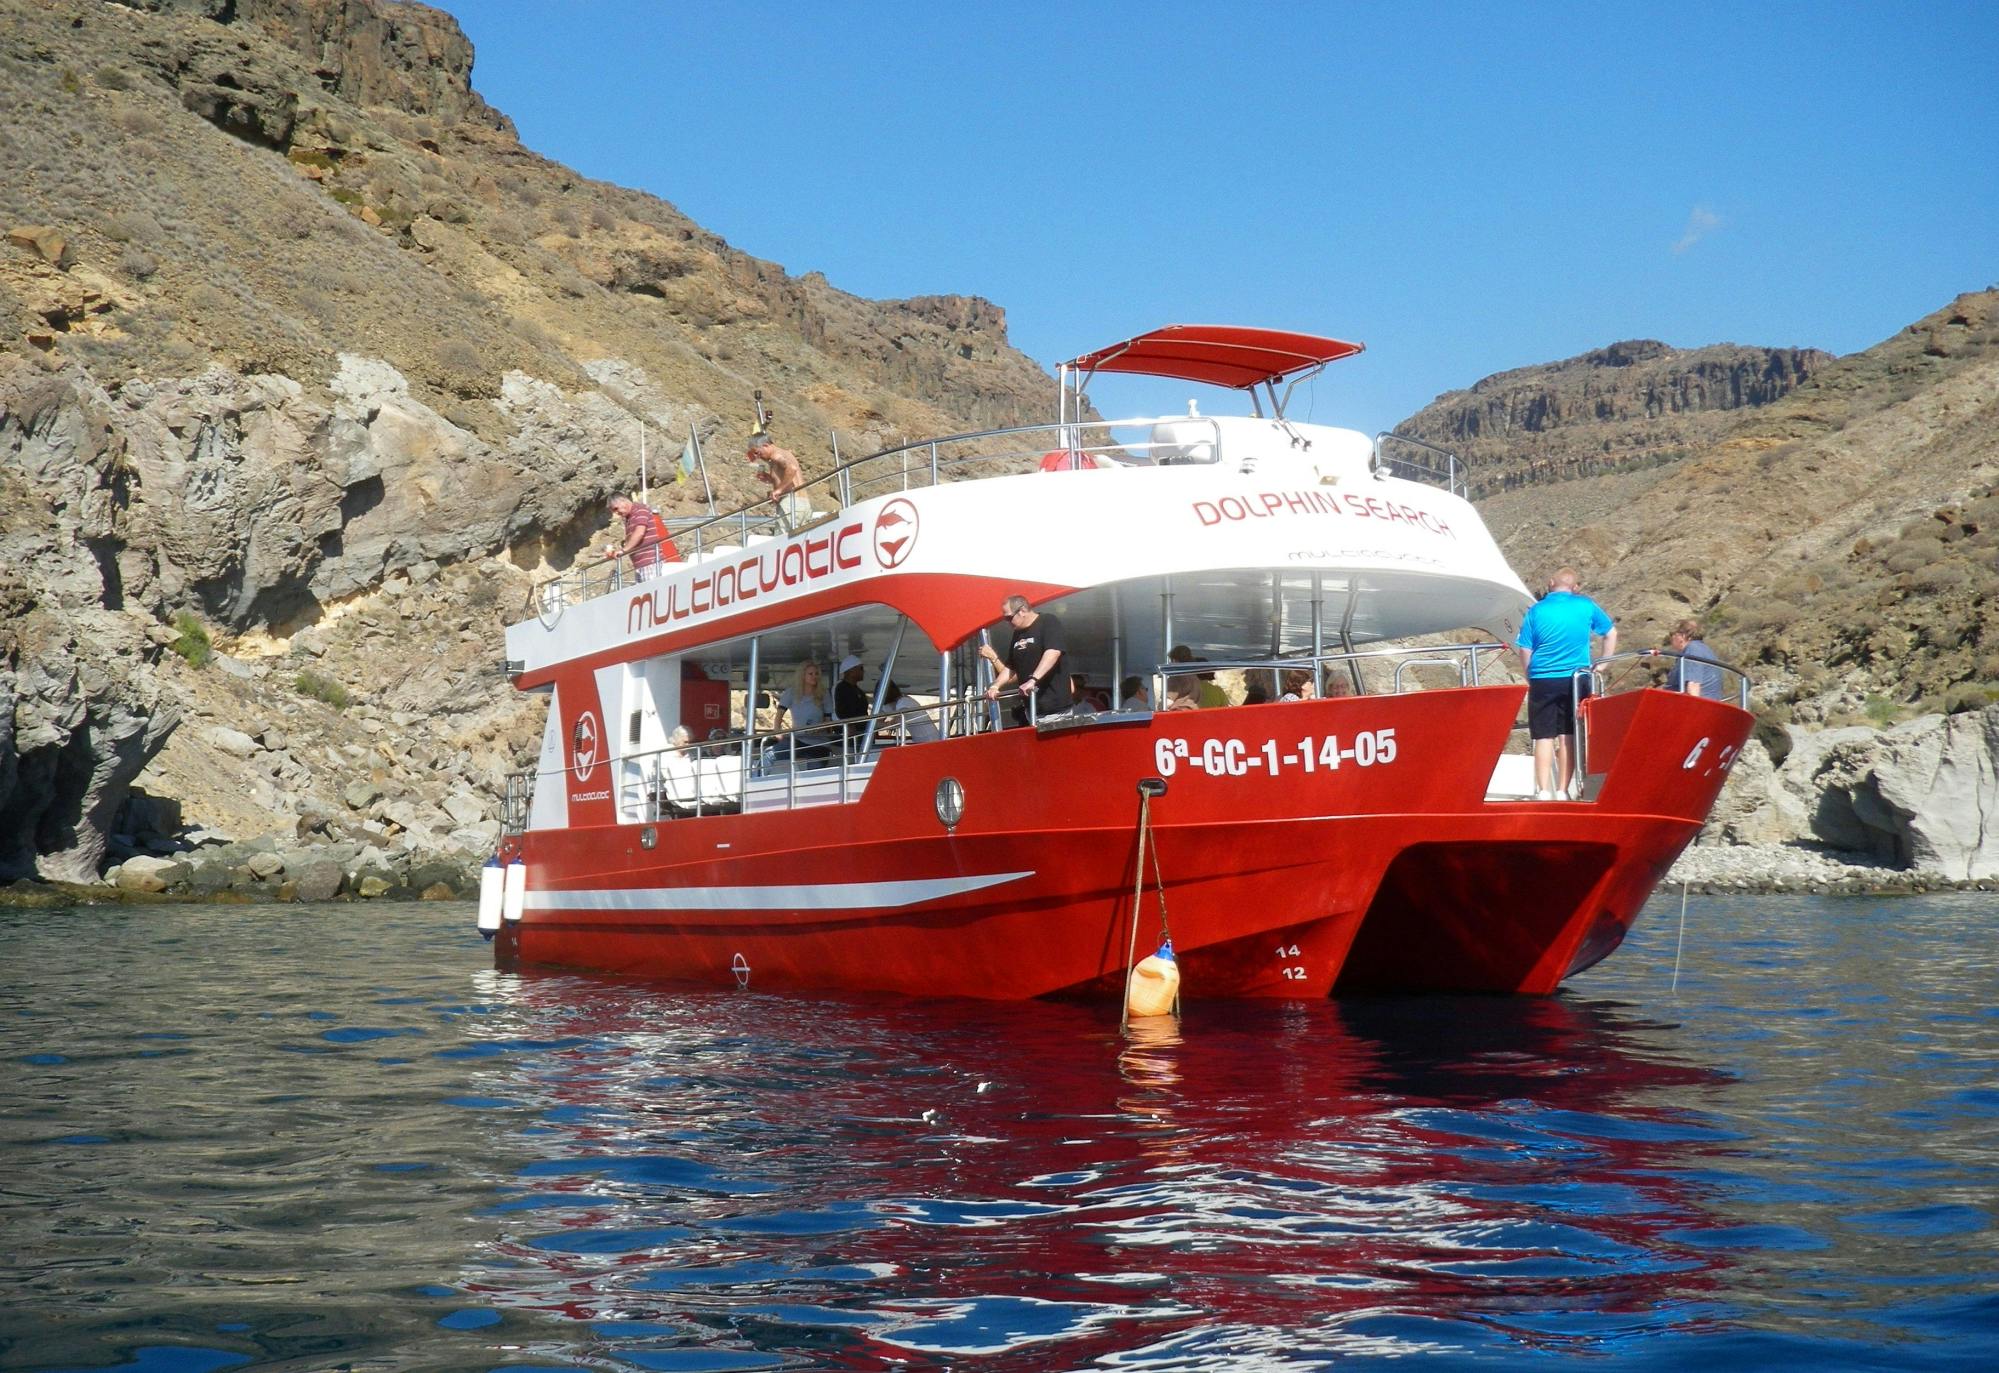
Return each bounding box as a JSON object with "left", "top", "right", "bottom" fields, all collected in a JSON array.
[{"left": 4, "top": 896, "right": 1998, "bottom": 1370}]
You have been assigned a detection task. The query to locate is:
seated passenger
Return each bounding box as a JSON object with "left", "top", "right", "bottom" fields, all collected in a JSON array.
[
  {"left": 882, "top": 680, "right": 942, "bottom": 744},
  {"left": 776, "top": 661, "right": 834, "bottom": 764},
  {"left": 1242, "top": 679, "right": 1272, "bottom": 706},
  {"left": 1323, "top": 671, "right": 1356, "bottom": 697},
  {"left": 1118, "top": 675, "right": 1150, "bottom": 711},
  {"left": 1279, "top": 668, "right": 1317, "bottom": 702},
  {"left": 1068, "top": 675, "right": 1098, "bottom": 716},
  {"left": 1168, "top": 644, "right": 1228, "bottom": 707},
  {"left": 1162, "top": 676, "right": 1203, "bottom": 711},
  {"left": 834, "top": 653, "right": 869, "bottom": 720}
]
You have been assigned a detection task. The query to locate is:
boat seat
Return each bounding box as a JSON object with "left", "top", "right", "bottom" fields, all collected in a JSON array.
[
  {"left": 694, "top": 754, "right": 744, "bottom": 813},
  {"left": 1485, "top": 753, "right": 1537, "bottom": 801}
]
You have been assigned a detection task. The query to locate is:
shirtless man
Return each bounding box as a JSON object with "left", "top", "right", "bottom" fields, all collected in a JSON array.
[{"left": 747, "top": 432, "right": 814, "bottom": 532}]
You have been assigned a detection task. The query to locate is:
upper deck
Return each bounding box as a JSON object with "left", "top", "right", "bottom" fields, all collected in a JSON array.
[
  {"left": 504, "top": 413, "right": 1526, "bottom": 687},
  {"left": 506, "top": 324, "right": 1529, "bottom": 686}
]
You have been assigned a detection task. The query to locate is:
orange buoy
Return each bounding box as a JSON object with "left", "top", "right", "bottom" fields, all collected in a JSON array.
[{"left": 1126, "top": 940, "right": 1180, "bottom": 1018}]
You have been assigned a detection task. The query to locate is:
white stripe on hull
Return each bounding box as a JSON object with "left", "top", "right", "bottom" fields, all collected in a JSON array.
[{"left": 523, "top": 870, "right": 1034, "bottom": 913}]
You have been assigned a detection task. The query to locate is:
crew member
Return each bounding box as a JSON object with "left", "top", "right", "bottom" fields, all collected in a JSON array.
[{"left": 981, "top": 594, "right": 1073, "bottom": 726}]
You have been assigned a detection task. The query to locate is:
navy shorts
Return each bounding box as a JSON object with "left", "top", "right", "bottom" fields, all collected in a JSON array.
[{"left": 1528, "top": 677, "right": 1591, "bottom": 740}]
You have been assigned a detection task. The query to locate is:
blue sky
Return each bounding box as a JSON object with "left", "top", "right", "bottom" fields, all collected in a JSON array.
[{"left": 452, "top": 3, "right": 1998, "bottom": 431}]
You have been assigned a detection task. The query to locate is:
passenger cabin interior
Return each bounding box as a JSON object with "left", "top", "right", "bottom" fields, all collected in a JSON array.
[{"left": 522, "top": 565, "right": 1527, "bottom": 830}]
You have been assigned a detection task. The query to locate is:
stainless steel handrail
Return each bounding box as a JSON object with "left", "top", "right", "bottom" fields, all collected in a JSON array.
[
  {"left": 651, "top": 413, "right": 1215, "bottom": 551},
  {"left": 1589, "top": 649, "right": 1753, "bottom": 709},
  {"left": 1154, "top": 642, "right": 1510, "bottom": 703},
  {"left": 499, "top": 688, "right": 1051, "bottom": 833},
  {"left": 1371, "top": 431, "right": 1468, "bottom": 499}
]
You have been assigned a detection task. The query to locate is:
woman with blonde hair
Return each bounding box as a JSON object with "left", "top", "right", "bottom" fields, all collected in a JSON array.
[{"left": 777, "top": 660, "right": 833, "bottom": 763}]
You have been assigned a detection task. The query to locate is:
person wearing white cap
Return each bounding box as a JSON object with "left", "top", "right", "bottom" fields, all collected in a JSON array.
[{"left": 833, "top": 653, "right": 869, "bottom": 722}]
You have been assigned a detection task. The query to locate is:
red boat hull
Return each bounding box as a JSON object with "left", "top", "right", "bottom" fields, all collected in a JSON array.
[{"left": 496, "top": 686, "right": 1752, "bottom": 998}]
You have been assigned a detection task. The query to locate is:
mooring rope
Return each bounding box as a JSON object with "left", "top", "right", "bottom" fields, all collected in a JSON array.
[
  {"left": 1672, "top": 878, "right": 1690, "bottom": 995},
  {"left": 1121, "top": 787, "right": 1154, "bottom": 1027}
]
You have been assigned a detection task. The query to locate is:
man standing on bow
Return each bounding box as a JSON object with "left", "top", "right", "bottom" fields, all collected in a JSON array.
[{"left": 1515, "top": 566, "right": 1616, "bottom": 800}]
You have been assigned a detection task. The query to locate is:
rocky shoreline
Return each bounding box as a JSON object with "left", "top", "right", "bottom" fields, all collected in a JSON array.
[
  {"left": 0, "top": 833, "right": 483, "bottom": 906},
  {"left": 1665, "top": 842, "right": 1998, "bottom": 896},
  {"left": 7, "top": 836, "right": 1996, "bottom": 909}
]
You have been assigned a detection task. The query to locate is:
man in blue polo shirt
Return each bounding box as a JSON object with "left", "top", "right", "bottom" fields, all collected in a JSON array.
[{"left": 1516, "top": 566, "right": 1617, "bottom": 800}]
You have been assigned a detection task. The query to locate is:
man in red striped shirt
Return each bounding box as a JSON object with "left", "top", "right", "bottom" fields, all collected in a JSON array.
[{"left": 603, "top": 494, "right": 679, "bottom": 581}]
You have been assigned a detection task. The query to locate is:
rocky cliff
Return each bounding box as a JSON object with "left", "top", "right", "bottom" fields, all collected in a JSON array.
[
  {"left": 1398, "top": 339, "right": 1830, "bottom": 496},
  {"left": 1456, "top": 290, "right": 1999, "bottom": 722},
  {"left": 0, "top": 0, "right": 1058, "bottom": 884},
  {"left": 1402, "top": 290, "right": 1999, "bottom": 886}
]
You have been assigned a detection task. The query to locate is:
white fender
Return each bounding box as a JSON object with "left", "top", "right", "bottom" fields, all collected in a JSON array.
[
  {"left": 476, "top": 858, "right": 504, "bottom": 935},
  {"left": 502, "top": 859, "right": 527, "bottom": 923}
]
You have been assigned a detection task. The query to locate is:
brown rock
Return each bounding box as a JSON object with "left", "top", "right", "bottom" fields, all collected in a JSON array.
[
  {"left": 6, "top": 226, "right": 68, "bottom": 267},
  {"left": 419, "top": 881, "right": 455, "bottom": 900}
]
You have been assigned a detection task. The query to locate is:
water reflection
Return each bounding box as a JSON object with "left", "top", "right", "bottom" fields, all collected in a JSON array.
[
  {"left": 444, "top": 972, "right": 1744, "bottom": 1366},
  {"left": 3, "top": 897, "right": 1995, "bottom": 1371}
]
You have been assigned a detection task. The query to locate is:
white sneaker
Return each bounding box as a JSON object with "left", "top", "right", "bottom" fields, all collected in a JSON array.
[{"left": 1532, "top": 788, "right": 1558, "bottom": 801}]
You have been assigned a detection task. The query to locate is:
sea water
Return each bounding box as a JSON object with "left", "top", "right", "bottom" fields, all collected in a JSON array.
[{"left": 2, "top": 893, "right": 1994, "bottom": 1371}]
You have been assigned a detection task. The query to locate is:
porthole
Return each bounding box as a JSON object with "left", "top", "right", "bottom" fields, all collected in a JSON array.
[{"left": 934, "top": 777, "right": 966, "bottom": 831}]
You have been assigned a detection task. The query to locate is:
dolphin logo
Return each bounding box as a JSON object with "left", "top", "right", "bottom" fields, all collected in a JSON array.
[{"left": 873, "top": 499, "right": 920, "bottom": 569}]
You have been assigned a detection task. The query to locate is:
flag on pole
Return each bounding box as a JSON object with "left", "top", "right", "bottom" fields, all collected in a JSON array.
[{"left": 677, "top": 430, "right": 697, "bottom": 485}]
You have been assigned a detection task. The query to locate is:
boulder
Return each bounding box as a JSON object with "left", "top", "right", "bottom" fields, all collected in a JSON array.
[
  {"left": 355, "top": 873, "right": 394, "bottom": 898},
  {"left": 1851, "top": 709, "right": 1999, "bottom": 879},
  {"left": 343, "top": 779, "right": 382, "bottom": 810},
  {"left": 5, "top": 225, "right": 68, "bottom": 267},
  {"left": 445, "top": 820, "right": 500, "bottom": 854},
  {"left": 115, "top": 855, "right": 189, "bottom": 893},
  {"left": 406, "top": 858, "right": 469, "bottom": 895},
  {"left": 1769, "top": 707, "right": 1999, "bottom": 878},
  {"left": 208, "top": 726, "right": 261, "bottom": 759},
  {"left": 1700, "top": 737, "right": 1795, "bottom": 846},
  {"left": 186, "top": 859, "right": 239, "bottom": 893},
  {"left": 1767, "top": 725, "right": 1881, "bottom": 851},
  {"left": 441, "top": 791, "right": 488, "bottom": 827},
  {"left": 246, "top": 851, "right": 286, "bottom": 880},
  {"left": 418, "top": 881, "right": 456, "bottom": 901},
  {"left": 290, "top": 860, "right": 343, "bottom": 902}
]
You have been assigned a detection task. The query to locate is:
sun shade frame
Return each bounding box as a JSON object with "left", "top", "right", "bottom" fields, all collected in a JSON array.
[{"left": 1063, "top": 325, "right": 1365, "bottom": 391}]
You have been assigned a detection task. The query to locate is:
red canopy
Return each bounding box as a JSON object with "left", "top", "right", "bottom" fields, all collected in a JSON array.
[{"left": 1063, "top": 325, "right": 1364, "bottom": 390}]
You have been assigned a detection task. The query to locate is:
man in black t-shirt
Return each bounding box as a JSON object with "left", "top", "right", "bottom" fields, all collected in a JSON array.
[{"left": 982, "top": 594, "right": 1072, "bottom": 726}]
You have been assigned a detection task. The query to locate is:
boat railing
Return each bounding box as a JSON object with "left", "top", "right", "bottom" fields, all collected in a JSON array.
[
  {"left": 522, "top": 416, "right": 1224, "bottom": 614},
  {"left": 1154, "top": 641, "right": 1512, "bottom": 704},
  {"left": 1560, "top": 651, "right": 1756, "bottom": 791},
  {"left": 1587, "top": 650, "right": 1753, "bottom": 711},
  {"left": 501, "top": 770, "right": 532, "bottom": 833},
  {"left": 500, "top": 689, "right": 1043, "bottom": 833},
  {"left": 1372, "top": 431, "right": 1468, "bottom": 499}
]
